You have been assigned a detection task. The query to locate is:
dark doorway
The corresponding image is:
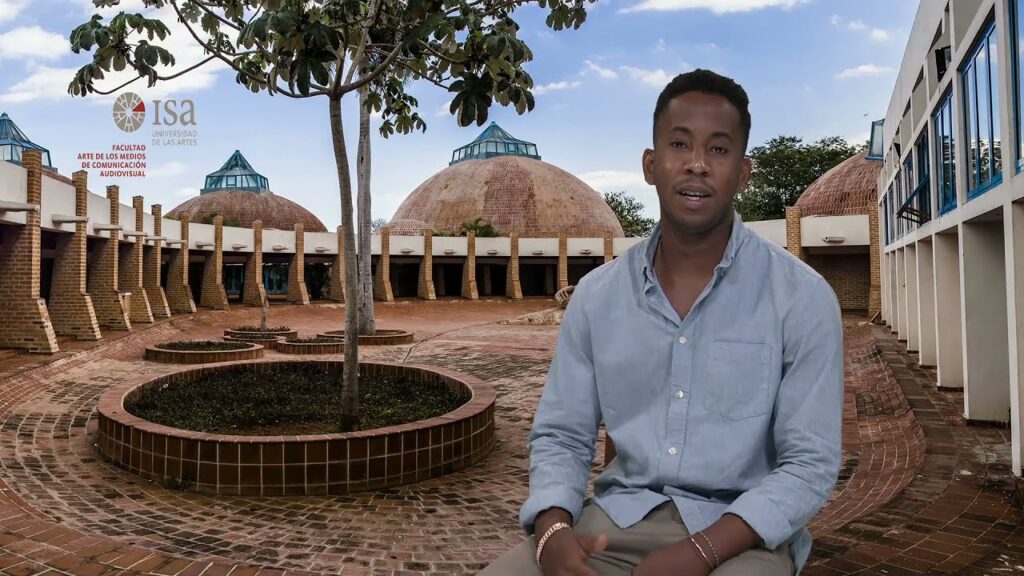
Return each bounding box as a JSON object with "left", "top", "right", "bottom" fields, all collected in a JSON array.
[
  {"left": 521, "top": 260, "right": 557, "bottom": 297},
  {"left": 476, "top": 261, "right": 507, "bottom": 297}
]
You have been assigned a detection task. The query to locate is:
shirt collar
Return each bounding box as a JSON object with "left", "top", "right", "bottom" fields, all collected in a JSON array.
[{"left": 641, "top": 211, "right": 749, "bottom": 289}]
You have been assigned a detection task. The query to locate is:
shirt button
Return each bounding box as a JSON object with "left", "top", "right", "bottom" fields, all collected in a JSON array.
[
  {"left": 676, "top": 390, "right": 685, "bottom": 399},
  {"left": 668, "top": 447, "right": 678, "bottom": 455},
  {"left": 678, "top": 336, "right": 688, "bottom": 344}
]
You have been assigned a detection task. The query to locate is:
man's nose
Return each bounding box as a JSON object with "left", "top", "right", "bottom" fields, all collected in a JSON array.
[{"left": 685, "top": 149, "right": 710, "bottom": 176}]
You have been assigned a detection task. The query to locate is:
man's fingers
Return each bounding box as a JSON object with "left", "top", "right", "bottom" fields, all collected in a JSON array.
[{"left": 576, "top": 533, "right": 609, "bottom": 556}]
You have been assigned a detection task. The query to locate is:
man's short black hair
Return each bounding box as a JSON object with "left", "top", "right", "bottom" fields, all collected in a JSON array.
[{"left": 653, "top": 69, "right": 751, "bottom": 150}]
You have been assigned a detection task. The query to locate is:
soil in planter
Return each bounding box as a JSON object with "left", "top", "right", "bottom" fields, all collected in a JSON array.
[
  {"left": 230, "top": 325, "right": 291, "bottom": 333},
  {"left": 126, "top": 363, "right": 470, "bottom": 435},
  {"left": 285, "top": 337, "right": 342, "bottom": 344},
  {"left": 156, "top": 341, "right": 253, "bottom": 352}
]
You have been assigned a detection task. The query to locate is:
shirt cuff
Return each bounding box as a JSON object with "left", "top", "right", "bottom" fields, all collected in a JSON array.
[
  {"left": 723, "top": 491, "right": 794, "bottom": 550},
  {"left": 519, "top": 486, "right": 585, "bottom": 535}
]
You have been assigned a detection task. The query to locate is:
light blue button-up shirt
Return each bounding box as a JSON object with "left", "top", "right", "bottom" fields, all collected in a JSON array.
[{"left": 520, "top": 214, "right": 843, "bottom": 572}]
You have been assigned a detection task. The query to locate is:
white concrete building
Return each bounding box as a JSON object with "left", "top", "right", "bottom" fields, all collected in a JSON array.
[{"left": 880, "top": 0, "right": 1024, "bottom": 476}]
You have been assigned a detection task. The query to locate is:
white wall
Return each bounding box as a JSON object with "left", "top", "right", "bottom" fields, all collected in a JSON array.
[
  {"left": 305, "top": 232, "right": 337, "bottom": 255},
  {"left": 519, "top": 238, "right": 558, "bottom": 256},
  {"left": 801, "top": 215, "right": 870, "bottom": 247},
  {"left": 263, "top": 229, "right": 295, "bottom": 253},
  {"left": 934, "top": 232, "right": 964, "bottom": 388},
  {"left": 746, "top": 219, "right": 786, "bottom": 247},
  {"left": 40, "top": 175, "right": 76, "bottom": 232},
  {"left": 432, "top": 236, "right": 466, "bottom": 256},
  {"left": 390, "top": 235, "right": 424, "bottom": 256},
  {"left": 223, "top": 225, "right": 254, "bottom": 252},
  {"left": 612, "top": 237, "right": 644, "bottom": 257},
  {"left": 567, "top": 238, "right": 604, "bottom": 256},
  {"left": 477, "top": 237, "right": 510, "bottom": 256}
]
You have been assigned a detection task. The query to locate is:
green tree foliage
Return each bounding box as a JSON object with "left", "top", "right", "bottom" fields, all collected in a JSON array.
[
  {"left": 735, "top": 136, "right": 861, "bottom": 222},
  {"left": 602, "top": 191, "right": 655, "bottom": 237},
  {"left": 459, "top": 217, "right": 498, "bottom": 237},
  {"left": 67, "top": 0, "right": 595, "bottom": 431}
]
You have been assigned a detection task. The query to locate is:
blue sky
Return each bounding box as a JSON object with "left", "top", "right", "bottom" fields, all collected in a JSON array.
[{"left": 0, "top": 0, "right": 917, "bottom": 228}]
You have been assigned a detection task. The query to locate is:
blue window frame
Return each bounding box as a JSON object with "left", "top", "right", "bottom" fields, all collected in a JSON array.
[
  {"left": 1014, "top": 0, "right": 1024, "bottom": 171},
  {"left": 884, "top": 192, "right": 891, "bottom": 244},
  {"left": 961, "top": 21, "right": 1003, "bottom": 198},
  {"left": 934, "top": 90, "right": 957, "bottom": 214},
  {"left": 914, "top": 131, "right": 931, "bottom": 221}
]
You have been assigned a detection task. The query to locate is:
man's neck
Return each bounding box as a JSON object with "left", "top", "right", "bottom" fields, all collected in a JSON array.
[{"left": 658, "top": 216, "right": 734, "bottom": 276}]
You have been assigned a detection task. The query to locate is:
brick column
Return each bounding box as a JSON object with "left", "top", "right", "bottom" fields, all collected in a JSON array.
[
  {"left": 48, "top": 170, "right": 101, "bottom": 340},
  {"left": 785, "top": 206, "right": 804, "bottom": 261},
  {"left": 373, "top": 227, "right": 394, "bottom": 302},
  {"left": 506, "top": 232, "right": 523, "bottom": 300},
  {"left": 868, "top": 207, "right": 882, "bottom": 318},
  {"left": 242, "top": 220, "right": 266, "bottom": 306},
  {"left": 0, "top": 150, "right": 58, "bottom": 352},
  {"left": 418, "top": 230, "right": 436, "bottom": 300},
  {"left": 462, "top": 231, "right": 478, "bottom": 300},
  {"left": 119, "top": 195, "right": 153, "bottom": 323},
  {"left": 286, "top": 222, "right": 310, "bottom": 304},
  {"left": 557, "top": 233, "right": 569, "bottom": 291},
  {"left": 89, "top": 185, "right": 131, "bottom": 330},
  {"left": 144, "top": 204, "right": 170, "bottom": 318},
  {"left": 165, "top": 213, "right": 196, "bottom": 314},
  {"left": 200, "top": 215, "right": 229, "bottom": 309},
  {"left": 604, "top": 233, "right": 614, "bottom": 264},
  {"left": 328, "top": 225, "right": 345, "bottom": 302}
]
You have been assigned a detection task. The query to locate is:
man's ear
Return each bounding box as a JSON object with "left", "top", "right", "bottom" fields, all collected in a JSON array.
[{"left": 642, "top": 148, "right": 655, "bottom": 185}]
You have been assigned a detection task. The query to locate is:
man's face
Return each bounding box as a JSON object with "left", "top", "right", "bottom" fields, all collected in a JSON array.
[{"left": 642, "top": 91, "right": 751, "bottom": 236}]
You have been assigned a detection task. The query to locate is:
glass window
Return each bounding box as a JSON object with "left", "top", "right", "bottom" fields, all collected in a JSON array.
[
  {"left": 528, "top": 144, "right": 537, "bottom": 156},
  {"left": 0, "top": 145, "right": 10, "bottom": 161},
  {"left": 934, "top": 90, "right": 957, "bottom": 214},
  {"left": 226, "top": 176, "right": 237, "bottom": 187},
  {"left": 41, "top": 152, "right": 51, "bottom": 167},
  {"left": 915, "top": 130, "right": 930, "bottom": 221},
  {"left": 961, "top": 21, "right": 1002, "bottom": 197},
  {"left": 1015, "top": 0, "right": 1024, "bottom": 169}
]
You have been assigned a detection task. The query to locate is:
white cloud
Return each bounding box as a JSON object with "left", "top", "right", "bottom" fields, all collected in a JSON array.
[
  {"left": 533, "top": 80, "right": 581, "bottom": 95},
  {"left": 175, "top": 187, "right": 199, "bottom": 197},
  {"left": 620, "top": 66, "right": 673, "bottom": 88},
  {"left": 0, "top": 0, "right": 28, "bottom": 24},
  {"left": 620, "top": 0, "right": 807, "bottom": 15},
  {"left": 835, "top": 64, "right": 893, "bottom": 79},
  {"left": 832, "top": 15, "right": 891, "bottom": 43},
  {"left": 147, "top": 161, "right": 188, "bottom": 178},
  {"left": 0, "top": 27, "right": 68, "bottom": 61},
  {"left": 579, "top": 170, "right": 650, "bottom": 191},
  {"left": 436, "top": 99, "right": 453, "bottom": 117},
  {"left": 656, "top": 38, "right": 667, "bottom": 52},
  {"left": 5, "top": 2, "right": 227, "bottom": 104},
  {"left": 0, "top": 66, "right": 78, "bottom": 103},
  {"left": 584, "top": 60, "right": 618, "bottom": 79}
]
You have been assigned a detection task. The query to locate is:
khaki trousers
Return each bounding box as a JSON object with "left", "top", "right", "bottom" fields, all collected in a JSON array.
[{"left": 479, "top": 503, "right": 794, "bottom": 576}]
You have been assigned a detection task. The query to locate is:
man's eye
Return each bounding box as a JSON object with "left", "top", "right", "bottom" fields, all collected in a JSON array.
[
  {"left": 671, "top": 141, "right": 688, "bottom": 149},
  {"left": 712, "top": 146, "right": 728, "bottom": 154}
]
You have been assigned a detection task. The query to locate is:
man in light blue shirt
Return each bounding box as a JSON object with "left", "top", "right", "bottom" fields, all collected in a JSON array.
[{"left": 480, "top": 70, "right": 843, "bottom": 575}]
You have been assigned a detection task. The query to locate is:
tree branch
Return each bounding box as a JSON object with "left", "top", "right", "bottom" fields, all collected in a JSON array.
[{"left": 87, "top": 54, "right": 217, "bottom": 95}]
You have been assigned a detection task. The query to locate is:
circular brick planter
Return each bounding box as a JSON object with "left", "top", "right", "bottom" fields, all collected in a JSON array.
[
  {"left": 275, "top": 339, "right": 346, "bottom": 355},
  {"left": 317, "top": 329, "right": 414, "bottom": 346},
  {"left": 145, "top": 342, "right": 264, "bottom": 364},
  {"left": 223, "top": 334, "right": 281, "bottom": 349},
  {"left": 224, "top": 328, "right": 298, "bottom": 339},
  {"left": 95, "top": 360, "right": 495, "bottom": 496}
]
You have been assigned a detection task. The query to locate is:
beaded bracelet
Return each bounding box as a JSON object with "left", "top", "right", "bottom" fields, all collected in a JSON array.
[
  {"left": 697, "top": 531, "right": 721, "bottom": 568},
  {"left": 689, "top": 536, "right": 715, "bottom": 570}
]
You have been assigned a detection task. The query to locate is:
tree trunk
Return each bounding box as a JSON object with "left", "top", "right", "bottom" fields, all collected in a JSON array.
[
  {"left": 356, "top": 85, "right": 376, "bottom": 336},
  {"left": 330, "top": 95, "right": 361, "bottom": 432},
  {"left": 260, "top": 291, "right": 268, "bottom": 331}
]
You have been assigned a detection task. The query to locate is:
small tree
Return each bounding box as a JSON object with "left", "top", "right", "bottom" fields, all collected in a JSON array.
[
  {"left": 459, "top": 217, "right": 498, "bottom": 237},
  {"left": 735, "top": 135, "right": 861, "bottom": 222},
  {"left": 602, "top": 191, "right": 655, "bottom": 237},
  {"left": 370, "top": 217, "right": 387, "bottom": 232},
  {"left": 69, "top": 0, "right": 595, "bottom": 431}
]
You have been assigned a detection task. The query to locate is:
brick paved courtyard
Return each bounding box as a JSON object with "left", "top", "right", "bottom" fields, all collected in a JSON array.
[{"left": 0, "top": 300, "right": 1021, "bottom": 575}]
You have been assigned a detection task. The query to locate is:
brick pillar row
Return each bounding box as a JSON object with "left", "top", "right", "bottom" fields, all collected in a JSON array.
[
  {"left": 785, "top": 206, "right": 804, "bottom": 261},
  {"left": 90, "top": 185, "right": 131, "bottom": 330},
  {"left": 0, "top": 150, "right": 59, "bottom": 352},
  {"left": 418, "top": 230, "right": 435, "bottom": 300},
  {"left": 242, "top": 220, "right": 266, "bottom": 306},
  {"left": 119, "top": 195, "right": 153, "bottom": 323},
  {"left": 199, "top": 215, "right": 229, "bottom": 309},
  {"left": 462, "top": 231, "right": 478, "bottom": 300},
  {"left": 506, "top": 232, "right": 523, "bottom": 300},
  {"left": 557, "top": 233, "right": 569, "bottom": 291},
  {"left": 604, "top": 233, "right": 614, "bottom": 264},
  {"left": 287, "top": 222, "right": 310, "bottom": 304},
  {"left": 48, "top": 170, "right": 101, "bottom": 340},
  {"left": 868, "top": 207, "right": 882, "bottom": 318},
  {"left": 145, "top": 204, "right": 171, "bottom": 318},
  {"left": 165, "top": 214, "right": 196, "bottom": 314},
  {"left": 373, "top": 227, "right": 394, "bottom": 302}
]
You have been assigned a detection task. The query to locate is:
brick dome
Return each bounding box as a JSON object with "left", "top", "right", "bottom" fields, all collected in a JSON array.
[
  {"left": 796, "top": 151, "right": 883, "bottom": 217},
  {"left": 167, "top": 190, "right": 327, "bottom": 232},
  {"left": 392, "top": 156, "right": 624, "bottom": 238},
  {"left": 386, "top": 218, "right": 431, "bottom": 235}
]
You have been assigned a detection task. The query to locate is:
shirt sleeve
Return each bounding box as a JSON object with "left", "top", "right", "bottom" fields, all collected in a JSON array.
[
  {"left": 724, "top": 276, "right": 844, "bottom": 549},
  {"left": 519, "top": 277, "right": 602, "bottom": 534}
]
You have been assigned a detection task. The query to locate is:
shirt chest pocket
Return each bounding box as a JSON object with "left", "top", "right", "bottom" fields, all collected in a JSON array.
[{"left": 702, "top": 340, "right": 772, "bottom": 421}]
